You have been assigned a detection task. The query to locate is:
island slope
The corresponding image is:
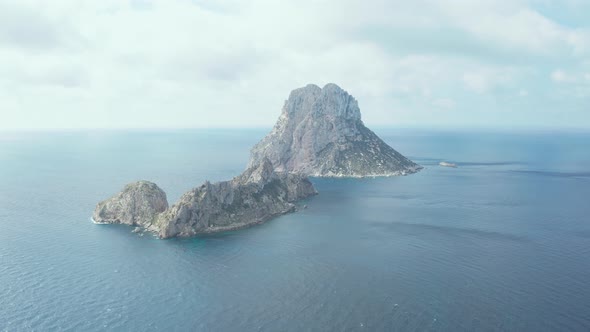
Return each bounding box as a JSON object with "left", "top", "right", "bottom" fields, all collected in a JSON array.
[{"left": 249, "top": 83, "right": 422, "bottom": 177}]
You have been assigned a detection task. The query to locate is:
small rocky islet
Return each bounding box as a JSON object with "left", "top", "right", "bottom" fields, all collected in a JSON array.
[{"left": 93, "top": 83, "right": 421, "bottom": 238}]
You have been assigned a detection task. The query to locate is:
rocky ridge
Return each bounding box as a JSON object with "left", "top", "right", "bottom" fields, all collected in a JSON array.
[{"left": 92, "top": 158, "right": 317, "bottom": 239}]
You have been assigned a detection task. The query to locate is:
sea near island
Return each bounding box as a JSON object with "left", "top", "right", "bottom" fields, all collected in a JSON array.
[{"left": 1, "top": 128, "right": 589, "bottom": 331}]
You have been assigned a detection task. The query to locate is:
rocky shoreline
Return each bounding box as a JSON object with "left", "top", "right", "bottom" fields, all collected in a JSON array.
[{"left": 305, "top": 166, "right": 423, "bottom": 178}]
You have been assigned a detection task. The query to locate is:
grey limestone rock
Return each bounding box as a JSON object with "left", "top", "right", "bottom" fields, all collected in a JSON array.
[
  {"left": 92, "top": 181, "right": 169, "bottom": 228},
  {"left": 249, "top": 83, "right": 422, "bottom": 177},
  {"left": 93, "top": 159, "right": 317, "bottom": 239},
  {"left": 155, "top": 158, "right": 316, "bottom": 238}
]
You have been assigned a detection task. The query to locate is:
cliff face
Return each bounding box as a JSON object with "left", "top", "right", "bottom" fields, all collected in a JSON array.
[
  {"left": 93, "top": 159, "right": 316, "bottom": 239},
  {"left": 155, "top": 159, "right": 316, "bottom": 238},
  {"left": 249, "top": 83, "right": 421, "bottom": 177}
]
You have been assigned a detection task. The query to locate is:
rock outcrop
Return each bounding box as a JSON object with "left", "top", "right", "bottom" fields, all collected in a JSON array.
[
  {"left": 93, "top": 159, "right": 317, "bottom": 239},
  {"left": 156, "top": 158, "right": 316, "bottom": 238},
  {"left": 92, "top": 181, "right": 168, "bottom": 227},
  {"left": 249, "top": 83, "right": 421, "bottom": 177}
]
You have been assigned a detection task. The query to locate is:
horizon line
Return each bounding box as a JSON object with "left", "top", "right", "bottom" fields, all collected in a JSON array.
[{"left": 1, "top": 124, "right": 589, "bottom": 133}]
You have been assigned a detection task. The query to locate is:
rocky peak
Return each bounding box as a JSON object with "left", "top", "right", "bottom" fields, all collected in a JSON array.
[
  {"left": 92, "top": 180, "right": 168, "bottom": 227},
  {"left": 237, "top": 157, "right": 276, "bottom": 186},
  {"left": 313, "top": 83, "right": 361, "bottom": 122},
  {"left": 249, "top": 83, "right": 422, "bottom": 177},
  {"left": 281, "top": 83, "right": 360, "bottom": 121},
  {"left": 285, "top": 84, "right": 321, "bottom": 114}
]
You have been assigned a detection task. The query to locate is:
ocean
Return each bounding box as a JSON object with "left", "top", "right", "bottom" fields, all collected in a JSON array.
[{"left": 1, "top": 128, "right": 589, "bottom": 331}]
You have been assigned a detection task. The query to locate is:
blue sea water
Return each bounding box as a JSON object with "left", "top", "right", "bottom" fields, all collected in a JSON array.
[{"left": 1, "top": 128, "right": 589, "bottom": 331}]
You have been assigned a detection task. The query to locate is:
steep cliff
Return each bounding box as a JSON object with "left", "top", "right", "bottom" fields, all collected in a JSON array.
[{"left": 249, "top": 83, "right": 421, "bottom": 177}]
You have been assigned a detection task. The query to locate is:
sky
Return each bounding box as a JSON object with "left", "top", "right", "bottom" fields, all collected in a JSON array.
[{"left": 0, "top": 0, "right": 589, "bottom": 130}]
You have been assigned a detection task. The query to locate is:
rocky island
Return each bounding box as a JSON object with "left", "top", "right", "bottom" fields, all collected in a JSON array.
[
  {"left": 93, "top": 158, "right": 317, "bottom": 238},
  {"left": 93, "top": 181, "right": 169, "bottom": 227},
  {"left": 93, "top": 83, "right": 421, "bottom": 238},
  {"left": 249, "top": 83, "right": 422, "bottom": 177}
]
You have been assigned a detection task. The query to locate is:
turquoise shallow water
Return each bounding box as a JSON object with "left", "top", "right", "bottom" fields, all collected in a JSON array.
[{"left": 1, "top": 128, "right": 589, "bottom": 331}]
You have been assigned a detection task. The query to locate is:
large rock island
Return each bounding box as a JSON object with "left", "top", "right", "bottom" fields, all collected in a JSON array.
[
  {"left": 249, "top": 83, "right": 421, "bottom": 177},
  {"left": 93, "top": 159, "right": 317, "bottom": 238},
  {"left": 93, "top": 83, "right": 421, "bottom": 238}
]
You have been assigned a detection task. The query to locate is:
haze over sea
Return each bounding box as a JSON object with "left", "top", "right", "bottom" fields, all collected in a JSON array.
[{"left": 1, "top": 128, "right": 589, "bottom": 331}]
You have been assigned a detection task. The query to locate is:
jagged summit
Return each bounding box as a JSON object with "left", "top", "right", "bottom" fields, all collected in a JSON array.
[
  {"left": 249, "top": 83, "right": 421, "bottom": 177},
  {"left": 238, "top": 157, "right": 276, "bottom": 186}
]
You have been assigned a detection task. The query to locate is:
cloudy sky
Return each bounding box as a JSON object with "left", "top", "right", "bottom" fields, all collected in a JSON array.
[{"left": 1, "top": 0, "right": 589, "bottom": 130}]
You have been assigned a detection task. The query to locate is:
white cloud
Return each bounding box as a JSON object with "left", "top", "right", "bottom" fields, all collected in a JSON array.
[
  {"left": 461, "top": 67, "right": 517, "bottom": 93},
  {"left": 0, "top": 0, "right": 588, "bottom": 130},
  {"left": 462, "top": 73, "right": 490, "bottom": 93},
  {"left": 432, "top": 98, "right": 456, "bottom": 109},
  {"left": 433, "top": 1, "right": 590, "bottom": 58},
  {"left": 551, "top": 69, "right": 571, "bottom": 83},
  {"left": 551, "top": 69, "right": 590, "bottom": 84}
]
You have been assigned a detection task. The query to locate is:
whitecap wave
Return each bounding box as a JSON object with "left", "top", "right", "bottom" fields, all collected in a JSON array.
[{"left": 90, "top": 216, "right": 109, "bottom": 225}]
